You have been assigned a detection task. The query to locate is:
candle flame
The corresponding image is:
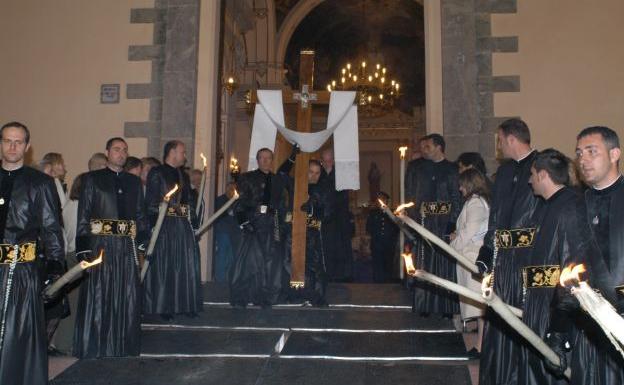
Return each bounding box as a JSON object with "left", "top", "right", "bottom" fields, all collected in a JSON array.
[
  {"left": 394, "top": 202, "right": 415, "bottom": 215},
  {"left": 164, "top": 184, "right": 179, "bottom": 201},
  {"left": 80, "top": 249, "right": 104, "bottom": 269},
  {"left": 481, "top": 273, "right": 493, "bottom": 293},
  {"left": 377, "top": 198, "right": 387, "bottom": 208},
  {"left": 402, "top": 252, "right": 416, "bottom": 276},
  {"left": 200, "top": 153, "right": 207, "bottom": 167},
  {"left": 560, "top": 264, "right": 587, "bottom": 288},
  {"left": 230, "top": 157, "right": 239, "bottom": 172},
  {"left": 233, "top": 189, "right": 239, "bottom": 199},
  {"left": 399, "top": 146, "right": 408, "bottom": 159}
]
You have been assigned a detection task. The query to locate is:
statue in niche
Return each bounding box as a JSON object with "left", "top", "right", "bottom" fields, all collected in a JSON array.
[{"left": 367, "top": 161, "right": 382, "bottom": 203}]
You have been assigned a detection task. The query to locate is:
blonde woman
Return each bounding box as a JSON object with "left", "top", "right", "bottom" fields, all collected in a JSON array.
[{"left": 450, "top": 168, "right": 490, "bottom": 358}]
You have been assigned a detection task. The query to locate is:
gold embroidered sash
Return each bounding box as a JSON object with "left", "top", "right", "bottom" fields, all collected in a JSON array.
[
  {"left": 167, "top": 204, "right": 190, "bottom": 218},
  {"left": 522, "top": 265, "right": 561, "bottom": 288},
  {"left": 420, "top": 201, "right": 452, "bottom": 215},
  {"left": 306, "top": 217, "right": 322, "bottom": 230},
  {"left": 90, "top": 219, "right": 136, "bottom": 238},
  {"left": 495, "top": 228, "right": 536, "bottom": 249},
  {"left": 0, "top": 242, "right": 36, "bottom": 264}
]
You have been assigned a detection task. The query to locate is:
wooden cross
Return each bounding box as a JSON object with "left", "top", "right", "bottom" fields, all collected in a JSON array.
[{"left": 250, "top": 50, "right": 331, "bottom": 288}]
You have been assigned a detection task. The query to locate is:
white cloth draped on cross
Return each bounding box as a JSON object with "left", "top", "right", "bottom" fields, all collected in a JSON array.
[{"left": 247, "top": 90, "right": 360, "bottom": 191}]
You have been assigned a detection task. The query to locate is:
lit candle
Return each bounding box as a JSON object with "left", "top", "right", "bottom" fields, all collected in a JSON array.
[
  {"left": 195, "top": 190, "right": 240, "bottom": 238},
  {"left": 141, "top": 184, "right": 179, "bottom": 282},
  {"left": 196, "top": 153, "right": 207, "bottom": 217},
  {"left": 44, "top": 250, "right": 104, "bottom": 299},
  {"left": 398, "top": 146, "right": 408, "bottom": 278}
]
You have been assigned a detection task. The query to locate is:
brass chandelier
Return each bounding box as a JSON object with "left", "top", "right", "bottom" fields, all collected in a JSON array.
[{"left": 327, "top": 60, "right": 400, "bottom": 117}]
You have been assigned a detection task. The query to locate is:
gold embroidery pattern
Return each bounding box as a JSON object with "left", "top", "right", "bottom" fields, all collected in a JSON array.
[
  {"left": 522, "top": 265, "right": 561, "bottom": 288},
  {"left": 615, "top": 284, "right": 624, "bottom": 297},
  {"left": 306, "top": 217, "right": 322, "bottom": 230},
  {"left": 495, "top": 228, "right": 536, "bottom": 249},
  {"left": 420, "top": 201, "right": 452, "bottom": 215},
  {"left": 0, "top": 242, "right": 36, "bottom": 264},
  {"left": 167, "top": 204, "right": 190, "bottom": 218},
  {"left": 90, "top": 219, "right": 136, "bottom": 238}
]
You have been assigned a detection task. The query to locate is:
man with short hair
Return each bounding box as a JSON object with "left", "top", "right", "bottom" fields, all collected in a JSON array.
[
  {"left": 546, "top": 126, "right": 624, "bottom": 385},
  {"left": 231, "top": 147, "right": 291, "bottom": 307},
  {"left": 0, "top": 121, "right": 65, "bottom": 385},
  {"left": 410, "top": 133, "right": 461, "bottom": 317},
  {"left": 140, "top": 157, "right": 161, "bottom": 187},
  {"left": 74, "top": 137, "right": 147, "bottom": 358},
  {"left": 516, "top": 149, "right": 592, "bottom": 385},
  {"left": 143, "top": 140, "right": 202, "bottom": 320},
  {"left": 87, "top": 152, "right": 107, "bottom": 171},
  {"left": 476, "top": 118, "right": 540, "bottom": 385},
  {"left": 124, "top": 156, "right": 143, "bottom": 178}
]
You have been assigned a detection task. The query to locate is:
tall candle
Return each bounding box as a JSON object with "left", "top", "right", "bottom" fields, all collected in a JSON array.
[
  {"left": 398, "top": 146, "right": 408, "bottom": 279},
  {"left": 196, "top": 153, "right": 207, "bottom": 218},
  {"left": 195, "top": 190, "right": 240, "bottom": 238}
]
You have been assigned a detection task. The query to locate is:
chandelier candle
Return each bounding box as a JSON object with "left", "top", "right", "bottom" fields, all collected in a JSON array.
[
  {"left": 196, "top": 153, "right": 207, "bottom": 217},
  {"left": 141, "top": 184, "right": 179, "bottom": 282},
  {"left": 195, "top": 189, "right": 240, "bottom": 238},
  {"left": 44, "top": 250, "right": 104, "bottom": 299},
  {"left": 560, "top": 264, "right": 624, "bottom": 359}
]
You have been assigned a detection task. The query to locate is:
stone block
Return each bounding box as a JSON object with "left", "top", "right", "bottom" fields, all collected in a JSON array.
[
  {"left": 128, "top": 45, "right": 164, "bottom": 61},
  {"left": 477, "top": 91, "right": 494, "bottom": 117},
  {"left": 161, "top": 71, "right": 197, "bottom": 138},
  {"left": 153, "top": 19, "right": 167, "bottom": 45},
  {"left": 445, "top": 133, "right": 480, "bottom": 160},
  {"left": 130, "top": 8, "right": 162, "bottom": 24},
  {"left": 149, "top": 97, "right": 163, "bottom": 121},
  {"left": 124, "top": 121, "right": 161, "bottom": 137},
  {"left": 492, "top": 75, "right": 520, "bottom": 92},
  {"left": 475, "top": 14, "right": 491, "bottom": 38},
  {"left": 167, "top": 0, "right": 199, "bottom": 6},
  {"left": 477, "top": 36, "right": 518, "bottom": 53},
  {"left": 164, "top": 5, "right": 200, "bottom": 72},
  {"left": 476, "top": 52, "right": 492, "bottom": 77},
  {"left": 126, "top": 83, "right": 162, "bottom": 99},
  {"left": 475, "top": 0, "right": 517, "bottom": 14},
  {"left": 481, "top": 116, "right": 519, "bottom": 133}
]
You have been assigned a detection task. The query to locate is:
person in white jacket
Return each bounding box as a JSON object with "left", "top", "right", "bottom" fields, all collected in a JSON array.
[{"left": 450, "top": 167, "right": 490, "bottom": 358}]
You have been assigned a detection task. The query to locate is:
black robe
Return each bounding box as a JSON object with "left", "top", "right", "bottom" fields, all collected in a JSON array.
[
  {"left": 409, "top": 159, "right": 461, "bottom": 314},
  {"left": 558, "top": 176, "right": 624, "bottom": 385},
  {"left": 320, "top": 168, "right": 354, "bottom": 281},
  {"left": 73, "top": 167, "right": 147, "bottom": 358},
  {"left": 142, "top": 164, "right": 202, "bottom": 315},
  {"left": 0, "top": 166, "right": 64, "bottom": 385},
  {"left": 213, "top": 193, "right": 241, "bottom": 282},
  {"left": 366, "top": 207, "right": 399, "bottom": 283},
  {"left": 478, "top": 151, "right": 540, "bottom": 385},
  {"left": 231, "top": 168, "right": 289, "bottom": 306},
  {"left": 518, "top": 187, "right": 588, "bottom": 385}
]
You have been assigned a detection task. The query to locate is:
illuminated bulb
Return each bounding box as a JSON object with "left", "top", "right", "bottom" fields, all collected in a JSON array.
[
  {"left": 382, "top": 68, "right": 386, "bottom": 74},
  {"left": 391, "top": 80, "right": 396, "bottom": 86},
  {"left": 227, "top": 77, "right": 235, "bottom": 84},
  {"left": 379, "top": 94, "right": 384, "bottom": 100},
  {"left": 353, "top": 75, "right": 358, "bottom": 81},
  {"left": 327, "top": 84, "right": 331, "bottom": 92},
  {"left": 341, "top": 77, "right": 345, "bottom": 83},
  {"left": 331, "top": 80, "right": 336, "bottom": 87},
  {"left": 374, "top": 72, "right": 379, "bottom": 78},
  {"left": 381, "top": 77, "right": 385, "bottom": 83},
  {"left": 341, "top": 68, "right": 346, "bottom": 75},
  {"left": 368, "top": 75, "right": 373, "bottom": 82},
  {"left": 362, "top": 61, "right": 366, "bottom": 68},
  {"left": 396, "top": 83, "right": 400, "bottom": 90},
  {"left": 367, "top": 95, "right": 372, "bottom": 102},
  {"left": 376, "top": 63, "right": 381, "bottom": 70},
  {"left": 347, "top": 63, "right": 351, "bottom": 70}
]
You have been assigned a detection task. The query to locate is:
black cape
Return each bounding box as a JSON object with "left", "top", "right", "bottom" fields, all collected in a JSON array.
[
  {"left": 366, "top": 207, "right": 399, "bottom": 283},
  {"left": 230, "top": 168, "right": 289, "bottom": 306},
  {"left": 142, "top": 164, "right": 202, "bottom": 315},
  {"left": 0, "top": 167, "right": 64, "bottom": 385},
  {"left": 518, "top": 187, "right": 587, "bottom": 385},
  {"left": 73, "top": 167, "right": 146, "bottom": 358},
  {"left": 561, "top": 176, "right": 624, "bottom": 385},
  {"left": 409, "top": 159, "right": 461, "bottom": 314},
  {"left": 478, "top": 151, "right": 541, "bottom": 385},
  {"left": 320, "top": 168, "right": 354, "bottom": 281}
]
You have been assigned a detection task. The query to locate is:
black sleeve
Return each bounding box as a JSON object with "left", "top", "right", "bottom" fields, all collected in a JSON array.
[
  {"left": 76, "top": 173, "right": 95, "bottom": 254},
  {"left": 38, "top": 176, "right": 65, "bottom": 261},
  {"left": 134, "top": 177, "right": 149, "bottom": 244},
  {"left": 144, "top": 168, "right": 164, "bottom": 228}
]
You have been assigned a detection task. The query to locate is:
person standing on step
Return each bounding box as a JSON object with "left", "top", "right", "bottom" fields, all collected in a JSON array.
[
  {"left": 143, "top": 140, "right": 202, "bottom": 321},
  {"left": 410, "top": 134, "right": 461, "bottom": 318},
  {"left": 230, "top": 147, "right": 295, "bottom": 308},
  {"left": 73, "top": 137, "right": 147, "bottom": 358},
  {"left": 366, "top": 191, "right": 399, "bottom": 283},
  {"left": 476, "top": 118, "right": 540, "bottom": 385},
  {"left": 0, "top": 121, "right": 65, "bottom": 385}
]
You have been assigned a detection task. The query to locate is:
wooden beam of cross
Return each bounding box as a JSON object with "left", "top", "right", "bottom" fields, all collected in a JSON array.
[{"left": 250, "top": 50, "right": 331, "bottom": 288}]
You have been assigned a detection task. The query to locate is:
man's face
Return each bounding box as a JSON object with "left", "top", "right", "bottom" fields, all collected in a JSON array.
[
  {"left": 1, "top": 126, "right": 30, "bottom": 166},
  {"left": 529, "top": 166, "right": 546, "bottom": 197},
  {"left": 127, "top": 165, "right": 142, "bottom": 178},
  {"left": 190, "top": 170, "right": 202, "bottom": 189},
  {"left": 576, "top": 133, "right": 620, "bottom": 187},
  {"left": 106, "top": 140, "right": 129, "bottom": 169},
  {"left": 308, "top": 164, "right": 321, "bottom": 184},
  {"left": 170, "top": 143, "right": 187, "bottom": 168},
  {"left": 497, "top": 130, "right": 514, "bottom": 159},
  {"left": 421, "top": 139, "right": 440, "bottom": 160},
  {"left": 321, "top": 150, "right": 334, "bottom": 170},
  {"left": 257, "top": 150, "right": 273, "bottom": 172}
]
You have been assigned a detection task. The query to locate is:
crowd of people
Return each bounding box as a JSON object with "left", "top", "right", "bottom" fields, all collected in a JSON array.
[{"left": 1, "top": 116, "right": 624, "bottom": 385}]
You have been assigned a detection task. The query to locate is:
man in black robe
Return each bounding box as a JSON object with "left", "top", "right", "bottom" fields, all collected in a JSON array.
[
  {"left": 476, "top": 118, "right": 540, "bottom": 385},
  {"left": 409, "top": 134, "right": 461, "bottom": 316},
  {"left": 366, "top": 192, "right": 399, "bottom": 283},
  {"left": 0, "top": 121, "right": 65, "bottom": 385},
  {"left": 517, "top": 149, "right": 591, "bottom": 385},
  {"left": 230, "top": 148, "right": 291, "bottom": 308},
  {"left": 143, "top": 140, "right": 202, "bottom": 320},
  {"left": 320, "top": 148, "right": 354, "bottom": 282},
  {"left": 546, "top": 126, "right": 624, "bottom": 385},
  {"left": 74, "top": 137, "right": 147, "bottom": 358}
]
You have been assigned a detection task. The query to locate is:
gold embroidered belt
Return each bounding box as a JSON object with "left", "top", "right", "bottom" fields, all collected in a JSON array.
[
  {"left": 0, "top": 242, "right": 37, "bottom": 264},
  {"left": 522, "top": 265, "right": 561, "bottom": 288},
  {"left": 306, "top": 217, "right": 322, "bottom": 230},
  {"left": 421, "top": 201, "right": 451, "bottom": 215},
  {"left": 90, "top": 219, "right": 136, "bottom": 238},
  {"left": 167, "top": 204, "right": 190, "bottom": 217},
  {"left": 495, "top": 228, "right": 536, "bottom": 249}
]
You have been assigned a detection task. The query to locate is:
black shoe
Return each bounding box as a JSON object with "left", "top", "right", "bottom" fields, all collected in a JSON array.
[
  {"left": 185, "top": 312, "right": 199, "bottom": 318},
  {"left": 419, "top": 312, "right": 430, "bottom": 318},
  {"left": 467, "top": 348, "right": 480, "bottom": 359},
  {"left": 312, "top": 299, "right": 329, "bottom": 308},
  {"left": 47, "top": 346, "right": 67, "bottom": 357},
  {"left": 442, "top": 313, "right": 453, "bottom": 319},
  {"left": 160, "top": 313, "right": 174, "bottom": 321}
]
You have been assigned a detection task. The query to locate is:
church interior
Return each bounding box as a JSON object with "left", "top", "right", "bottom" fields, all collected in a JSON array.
[{"left": 1, "top": 0, "right": 624, "bottom": 384}]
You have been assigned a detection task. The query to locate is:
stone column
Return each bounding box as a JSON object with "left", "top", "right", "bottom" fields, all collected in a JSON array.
[{"left": 424, "top": 0, "right": 444, "bottom": 135}]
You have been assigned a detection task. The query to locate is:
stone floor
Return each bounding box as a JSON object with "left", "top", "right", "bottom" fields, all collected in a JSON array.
[{"left": 49, "top": 283, "right": 480, "bottom": 384}]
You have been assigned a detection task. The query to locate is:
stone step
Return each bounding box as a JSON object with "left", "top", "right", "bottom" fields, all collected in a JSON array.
[
  {"left": 51, "top": 356, "right": 472, "bottom": 385},
  {"left": 142, "top": 307, "right": 455, "bottom": 331}
]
